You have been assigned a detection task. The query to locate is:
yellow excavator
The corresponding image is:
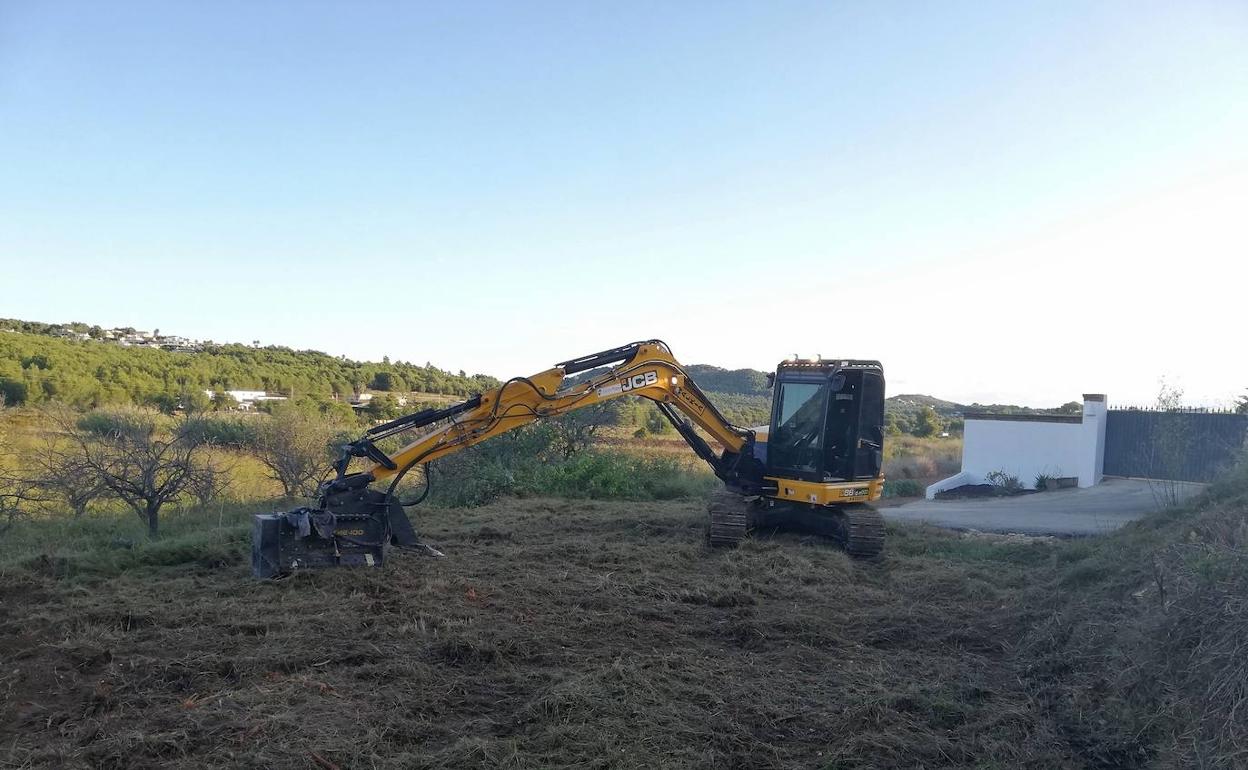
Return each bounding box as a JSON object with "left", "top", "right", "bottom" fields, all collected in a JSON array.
[{"left": 252, "top": 340, "right": 887, "bottom": 577}]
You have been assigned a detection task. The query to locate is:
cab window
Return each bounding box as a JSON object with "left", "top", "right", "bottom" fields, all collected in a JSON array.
[{"left": 769, "top": 381, "right": 827, "bottom": 474}]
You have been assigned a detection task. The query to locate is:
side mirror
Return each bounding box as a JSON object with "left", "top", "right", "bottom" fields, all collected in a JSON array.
[{"left": 765, "top": 373, "right": 775, "bottom": 389}]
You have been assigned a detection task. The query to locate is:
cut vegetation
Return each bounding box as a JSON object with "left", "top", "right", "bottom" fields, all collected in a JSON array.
[{"left": 2, "top": 458, "right": 1246, "bottom": 768}]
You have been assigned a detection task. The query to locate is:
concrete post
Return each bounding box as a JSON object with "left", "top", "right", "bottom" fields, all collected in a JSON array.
[{"left": 1078, "top": 393, "right": 1108, "bottom": 487}]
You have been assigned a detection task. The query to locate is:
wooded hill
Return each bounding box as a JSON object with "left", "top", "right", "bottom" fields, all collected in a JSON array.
[
  {"left": 0, "top": 328, "right": 499, "bottom": 409},
  {"left": 1, "top": 320, "right": 1075, "bottom": 422}
]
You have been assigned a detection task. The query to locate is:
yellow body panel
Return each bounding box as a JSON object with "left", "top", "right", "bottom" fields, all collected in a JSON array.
[
  {"left": 766, "top": 476, "right": 885, "bottom": 506},
  {"left": 754, "top": 428, "right": 883, "bottom": 506}
]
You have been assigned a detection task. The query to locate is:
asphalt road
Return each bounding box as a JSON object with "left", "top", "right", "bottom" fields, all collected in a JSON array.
[{"left": 883, "top": 477, "right": 1205, "bottom": 536}]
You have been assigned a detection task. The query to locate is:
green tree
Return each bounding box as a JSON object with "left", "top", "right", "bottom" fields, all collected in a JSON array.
[
  {"left": 365, "top": 394, "right": 402, "bottom": 421},
  {"left": 644, "top": 405, "right": 673, "bottom": 435},
  {"left": 910, "top": 406, "right": 944, "bottom": 438},
  {"left": 0, "top": 378, "right": 26, "bottom": 406},
  {"left": 884, "top": 411, "right": 906, "bottom": 437},
  {"left": 210, "top": 389, "right": 239, "bottom": 412},
  {"left": 1237, "top": 390, "right": 1247, "bottom": 415},
  {"left": 182, "top": 388, "right": 212, "bottom": 413}
]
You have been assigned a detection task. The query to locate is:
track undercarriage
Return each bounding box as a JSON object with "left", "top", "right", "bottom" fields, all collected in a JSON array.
[{"left": 705, "top": 488, "right": 885, "bottom": 558}]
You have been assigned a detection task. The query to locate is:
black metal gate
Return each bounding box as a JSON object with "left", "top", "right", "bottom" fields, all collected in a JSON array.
[{"left": 1104, "top": 409, "right": 1248, "bottom": 483}]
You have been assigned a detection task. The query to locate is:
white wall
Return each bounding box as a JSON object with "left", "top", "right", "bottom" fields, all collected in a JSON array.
[
  {"left": 925, "top": 395, "right": 1108, "bottom": 499},
  {"left": 961, "top": 418, "right": 1084, "bottom": 487}
]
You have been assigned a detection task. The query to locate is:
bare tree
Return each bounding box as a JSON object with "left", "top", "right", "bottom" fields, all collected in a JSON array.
[
  {"left": 0, "top": 438, "right": 48, "bottom": 535},
  {"left": 186, "top": 450, "right": 233, "bottom": 507},
  {"left": 251, "top": 407, "right": 340, "bottom": 497},
  {"left": 38, "top": 445, "right": 107, "bottom": 518},
  {"left": 33, "top": 408, "right": 109, "bottom": 517},
  {"left": 551, "top": 401, "right": 624, "bottom": 458},
  {"left": 69, "top": 409, "right": 218, "bottom": 537}
]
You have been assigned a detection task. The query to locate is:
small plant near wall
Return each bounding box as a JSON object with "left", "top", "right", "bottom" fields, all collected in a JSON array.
[
  {"left": 1034, "top": 473, "right": 1054, "bottom": 491},
  {"left": 986, "top": 470, "right": 1023, "bottom": 495}
]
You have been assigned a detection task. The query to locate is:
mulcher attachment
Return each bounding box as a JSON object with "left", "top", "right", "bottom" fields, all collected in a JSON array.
[{"left": 251, "top": 475, "right": 419, "bottom": 579}]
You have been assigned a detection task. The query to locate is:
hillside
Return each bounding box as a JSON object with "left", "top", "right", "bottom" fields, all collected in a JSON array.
[
  {"left": 886, "top": 393, "right": 962, "bottom": 415},
  {"left": 0, "top": 326, "right": 499, "bottom": 409},
  {"left": 3, "top": 320, "right": 1077, "bottom": 421}
]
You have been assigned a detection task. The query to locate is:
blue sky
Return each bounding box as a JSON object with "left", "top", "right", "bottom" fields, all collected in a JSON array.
[{"left": 2, "top": 1, "right": 1245, "bottom": 406}]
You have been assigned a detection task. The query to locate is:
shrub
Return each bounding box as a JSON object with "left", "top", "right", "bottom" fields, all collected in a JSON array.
[
  {"left": 986, "top": 470, "right": 1023, "bottom": 494},
  {"left": 883, "top": 479, "right": 924, "bottom": 498},
  {"left": 76, "top": 406, "right": 166, "bottom": 439},
  {"left": 426, "top": 425, "right": 715, "bottom": 507},
  {"left": 530, "top": 452, "right": 714, "bottom": 501},
  {"left": 180, "top": 414, "right": 259, "bottom": 447}
]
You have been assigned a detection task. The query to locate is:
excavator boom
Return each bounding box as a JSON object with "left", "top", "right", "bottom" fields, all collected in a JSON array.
[{"left": 350, "top": 341, "right": 757, "bottom": 491}]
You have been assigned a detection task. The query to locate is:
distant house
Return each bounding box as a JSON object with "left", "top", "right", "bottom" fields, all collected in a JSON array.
[
  {"left": 158, "top": 335, "right": 199, "bottom": 352},
  {"left": 348, "top": 392, "right": 408, "bottom": 412},
  {"left": 204, "top": 390, "right": 288, "bottom": 411},
  {"left": 118, "top": 334, "right": 154, "bottom": 347},
  {"left": 49, "top": 327, "right": 88, "bottom": 341}
]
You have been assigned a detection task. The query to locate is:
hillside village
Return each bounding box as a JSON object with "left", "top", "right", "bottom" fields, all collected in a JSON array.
[{"left": 3, "top": 319, "right": 213, "bottom": 352}]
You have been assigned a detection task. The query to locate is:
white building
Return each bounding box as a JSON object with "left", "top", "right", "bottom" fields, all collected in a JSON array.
[
  {"left": 204, "top": 390, "right": 288, "bottom": 411},
  {"left": 926, "top": 395, "right": 1108, "bottom": 499}
]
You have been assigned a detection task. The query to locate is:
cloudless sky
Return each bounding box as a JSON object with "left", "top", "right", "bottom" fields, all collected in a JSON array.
[{"left": 2, "top": 1, "right": 1246, "bottom": 406}]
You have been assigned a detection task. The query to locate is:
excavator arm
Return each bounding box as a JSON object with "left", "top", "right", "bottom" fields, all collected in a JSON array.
[
  {"left": 342, "top": 340, "right": 763, "bottom": 494},
  {"left": 251, "top": 340, "right": 768, "bottom": 577}
]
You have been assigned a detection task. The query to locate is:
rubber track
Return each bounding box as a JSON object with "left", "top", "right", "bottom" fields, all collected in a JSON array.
[
  {"left": 706, "top": 488, "right": 748, "bottom": 548},
  {"left": 837, "top": 504, "right": 885, "bottom": 558}
]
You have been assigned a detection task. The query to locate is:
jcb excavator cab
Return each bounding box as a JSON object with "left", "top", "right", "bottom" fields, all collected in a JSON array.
[
  {"left": 766, "top": 359, "right": 886, "bottom": 484},
  {"left": 707, "top": 358, "right": 887, "bottom": 556}
]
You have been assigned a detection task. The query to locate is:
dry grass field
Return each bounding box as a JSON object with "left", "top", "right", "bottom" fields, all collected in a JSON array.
[{"left": 3, "top": 475, "right": 1245, "bottom": 769}]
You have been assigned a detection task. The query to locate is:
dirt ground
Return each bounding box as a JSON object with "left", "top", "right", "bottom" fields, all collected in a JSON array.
[{"left": 1, "top": 498, "right": 1079, "bottom": 769}]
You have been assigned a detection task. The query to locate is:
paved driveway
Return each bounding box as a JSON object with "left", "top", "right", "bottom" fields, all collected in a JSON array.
[{"left": 883, "top": 478, "right": 1204, "bottom": 536}]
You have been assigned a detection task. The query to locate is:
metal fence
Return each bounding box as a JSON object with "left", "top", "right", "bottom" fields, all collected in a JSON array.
[{"left": 1104, "top": 407, "right": 1248, "bottom": 483}]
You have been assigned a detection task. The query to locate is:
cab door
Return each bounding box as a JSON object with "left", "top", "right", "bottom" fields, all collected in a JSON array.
[
  {"left": 766, "top": 376, "right": 829, "bottom": 481},
  {"left": 854, "top": 370, "right": 886, "bottom": 479}
]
